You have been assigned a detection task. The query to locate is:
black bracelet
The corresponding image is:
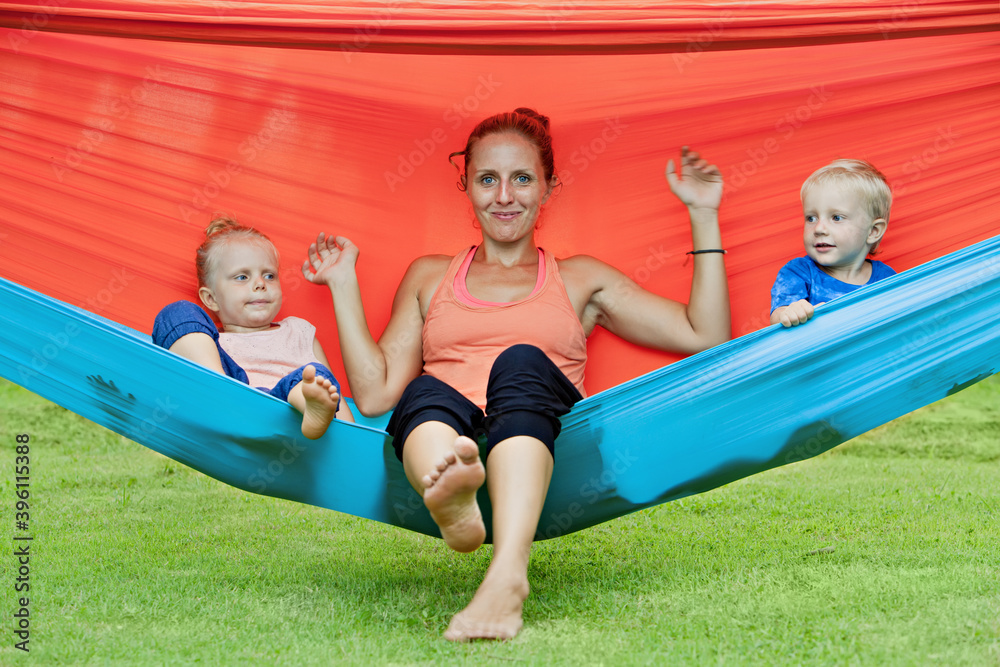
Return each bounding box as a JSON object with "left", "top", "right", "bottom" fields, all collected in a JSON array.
[{"left": 686, "top": 249, "right": 727, "bottom": 255}]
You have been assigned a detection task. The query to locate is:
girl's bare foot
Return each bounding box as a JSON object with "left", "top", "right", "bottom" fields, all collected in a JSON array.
[
  {"left": 299, "top": 365, "right": 340, "bottom": 439},
  {"left": 422, "top": 436, "right": 486, "bottom": 553}
]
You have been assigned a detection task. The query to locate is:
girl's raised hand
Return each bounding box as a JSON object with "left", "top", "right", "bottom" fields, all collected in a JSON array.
[
  {"left": 666, "top": 146, "right": 723, "bottom": 212},
  {"left": 301, "top": 233, "right": 360, "bottom": 286}
]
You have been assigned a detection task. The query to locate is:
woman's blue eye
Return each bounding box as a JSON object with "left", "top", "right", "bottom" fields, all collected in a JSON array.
[
  {"left": 481, "top": 176, "right": 496, "bottom": 185},
  {"left": 516, "top": 175, "right": 530, "bottom": 184}
]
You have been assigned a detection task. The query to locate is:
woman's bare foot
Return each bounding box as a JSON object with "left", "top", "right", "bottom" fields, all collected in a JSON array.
[
  {"left": 422, "top": 436, "right": 486, "bottom": 553},
  {"left": 299, "top": 365, "right": 340, "bottom": 439},
  {"left": 444, "top": 566, "right": 530, "bottom": 641}
]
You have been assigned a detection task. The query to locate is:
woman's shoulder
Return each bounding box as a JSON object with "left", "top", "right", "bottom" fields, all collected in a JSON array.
[
  {"left": 399, "top": 252, "right": 461, "bottom": 305},
  {"left": 556, "top": 253, "right": 615, "bottom": 273},
  {"left": 409, "top": 252, "right": 455, "bottom": 271},
  {"left": 557, "top": 253, "right": 621, "bottom": 285},
  {"left": 405, "top": 253, "right": 455, "bottom": 282}
]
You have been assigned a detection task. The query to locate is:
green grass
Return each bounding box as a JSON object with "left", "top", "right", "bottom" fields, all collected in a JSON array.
[{"left": 1, "top": 375, "right": 998, "bottom": 665}]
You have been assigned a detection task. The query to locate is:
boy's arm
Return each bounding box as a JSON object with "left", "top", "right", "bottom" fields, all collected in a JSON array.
[
  {"left": 769, "top": 261, "right": 815, "bottom": 328},
  {"left": 770, "top": 300, "right": 815, "bottom": 327}
]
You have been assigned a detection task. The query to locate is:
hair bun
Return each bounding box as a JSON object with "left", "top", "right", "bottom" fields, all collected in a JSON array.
[
  {"left": 205, "top": 216, "right": 241, "bottom": 237},
  {"left": 514, "top": 108, "right": 550, "bottom": 131}
]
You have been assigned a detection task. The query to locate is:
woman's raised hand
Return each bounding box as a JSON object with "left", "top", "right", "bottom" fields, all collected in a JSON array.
[
  {"left": 301, "top": 233, "right": 360, "bottom": 286},
  {"left": 665, "top": 146, "right": 723, "bottom": 212}
]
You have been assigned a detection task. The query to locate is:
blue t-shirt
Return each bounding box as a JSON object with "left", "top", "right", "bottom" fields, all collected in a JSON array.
[{"left": 770, "top": 256, "right": 895, "bottom": 313}]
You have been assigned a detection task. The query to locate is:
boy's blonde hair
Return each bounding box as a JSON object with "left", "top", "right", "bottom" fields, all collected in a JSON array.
[
  {"left": 195, "top": 217, "right": 278, "bottom": 288},
  {"left": 801, "top": 159, "right": 892, "bottom": 254}
]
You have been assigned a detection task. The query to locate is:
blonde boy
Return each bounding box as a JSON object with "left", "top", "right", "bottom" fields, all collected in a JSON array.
[{"left": 770, "top": 159, "right": 895, "bottom": 327}]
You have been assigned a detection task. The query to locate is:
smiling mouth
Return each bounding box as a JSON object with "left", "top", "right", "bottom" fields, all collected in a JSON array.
[{"left": 492, "top": 211, "right": 521, "bottom": 219}]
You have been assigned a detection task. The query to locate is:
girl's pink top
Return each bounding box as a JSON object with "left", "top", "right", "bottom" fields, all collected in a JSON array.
[
  {"left": 421, "top": 246, "right": 588, "bottom": 409},
  {"left": 219, "top": 316, "right": 321, "bottom": 389}
]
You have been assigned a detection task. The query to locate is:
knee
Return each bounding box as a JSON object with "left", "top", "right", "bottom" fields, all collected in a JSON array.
[
  {"left": 402, "top": 374, "right": 445, "bottom": 396},
  {"left": 391, "top": 375, "right": 444, "bottom": 414},
  {"left": 492, "top": 344, "right": 547, "bottom": 374},
  {"left": 489, "top": 345, "right": 550, "bottom": 387}
]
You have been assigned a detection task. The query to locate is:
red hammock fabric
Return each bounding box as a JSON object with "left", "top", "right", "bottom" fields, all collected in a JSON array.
[
  {"left": 1, "top": 3, "right": 997, "bottom": 395},
  {"left": 1, "top": 1, "right": 996, "bottom": 51}
]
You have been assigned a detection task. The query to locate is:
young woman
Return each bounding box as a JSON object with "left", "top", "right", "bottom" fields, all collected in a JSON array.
[{"left": 303, "top": 108, "right": 730, "bottom": 641}]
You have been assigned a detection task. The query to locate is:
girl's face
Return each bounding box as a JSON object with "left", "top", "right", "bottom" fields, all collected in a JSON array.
[
  {"left": 199, "top": 240, "right": 282, "bottom": 333},
  {"left": 465, "top": 132, "right": 554, "bottom": 245}
]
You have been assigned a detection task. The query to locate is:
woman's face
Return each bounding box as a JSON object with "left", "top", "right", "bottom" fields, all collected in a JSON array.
[{"left": 465, "top": 132, "right": 553, "bottom": 244}]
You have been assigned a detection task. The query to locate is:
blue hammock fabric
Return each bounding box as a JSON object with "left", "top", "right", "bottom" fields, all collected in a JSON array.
[{"left": 2, "top": 235, "right": 998, "bottom": 541}]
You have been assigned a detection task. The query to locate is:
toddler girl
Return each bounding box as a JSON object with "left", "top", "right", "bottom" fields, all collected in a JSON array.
[{"left": 153, "top": 218, "right": 353, "bottom": 437}]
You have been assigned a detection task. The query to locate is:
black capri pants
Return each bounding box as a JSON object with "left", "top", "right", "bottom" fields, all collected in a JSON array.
[{"left": 386, "top": 344, "right": 583, "bottom": 461}]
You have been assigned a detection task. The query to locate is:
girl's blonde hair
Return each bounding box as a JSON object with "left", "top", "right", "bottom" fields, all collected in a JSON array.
[{"left": 195, "top": 217, "right": 278, "bottom": 288}]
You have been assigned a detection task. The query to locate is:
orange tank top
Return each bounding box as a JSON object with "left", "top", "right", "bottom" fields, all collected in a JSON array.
[{"left": 421, "top": 246, "right": 588, "bottom": 409}]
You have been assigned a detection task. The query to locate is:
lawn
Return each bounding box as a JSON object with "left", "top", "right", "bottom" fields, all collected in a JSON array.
[{"left": 1, "top": 375, "right": 998, "bottom": 665}]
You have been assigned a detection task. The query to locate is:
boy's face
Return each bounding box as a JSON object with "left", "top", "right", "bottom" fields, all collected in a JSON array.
[
  {"left": 802, "top": 182, "right": 885, "bottom": 273},
  {"left": 199, "top": 241, "right": 282, "bottom": 333}
]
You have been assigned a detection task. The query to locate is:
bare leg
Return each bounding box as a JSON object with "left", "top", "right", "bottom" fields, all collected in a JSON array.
[
  {"left": 403, "top": 422, "right": 486, "bottom": 553},
  {"left": 168, "top": 332, "right": 227, "bottom": 374},
  {"left": 286, "top": 365, "right": 341, "bottom": 439},
  {"left": 444, "top": 435, "right": 552, "bottom": 642}
]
